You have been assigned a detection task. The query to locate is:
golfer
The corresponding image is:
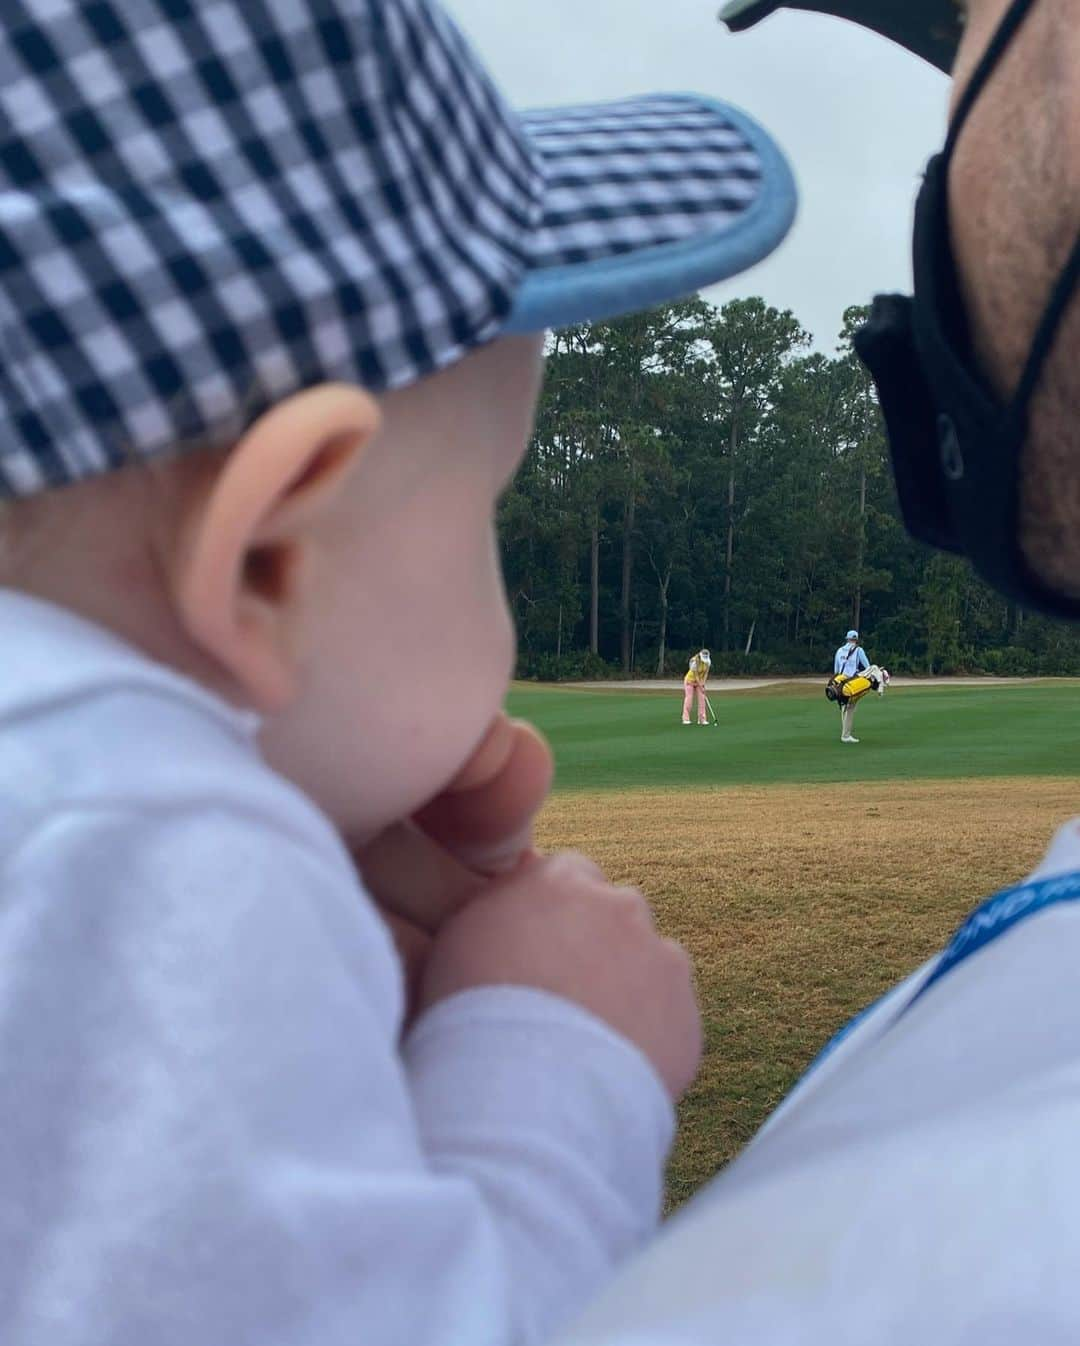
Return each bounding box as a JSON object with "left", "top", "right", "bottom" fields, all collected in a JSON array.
[
  {"left": 833, "top": 630, "right": 870, "bottom": 743},
  {"left": 682, "top": 649, "right": 712, "bottom": 725}
]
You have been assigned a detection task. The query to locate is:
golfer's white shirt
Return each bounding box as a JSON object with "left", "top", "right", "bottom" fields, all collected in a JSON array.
[
  {"left": 558, "top": 825, "right": 1080, "bottom": 1343},
  {"left": 0, "top": 591, "right": 672, "bottom": 1346}
]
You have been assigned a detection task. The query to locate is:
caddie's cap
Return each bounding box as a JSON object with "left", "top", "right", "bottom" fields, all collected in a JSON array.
[
  {"left": 0, "top": 0, "right": 797, "bottom": 497},
  {"left": 719, "top": 0, "right": 963, "bottom": 73},
  {"left": 846, "top": 629, "right": 859, "bottom": 640}
]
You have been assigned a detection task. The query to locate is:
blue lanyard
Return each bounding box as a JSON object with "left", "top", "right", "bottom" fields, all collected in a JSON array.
[
  {"left": 905, "top": 867, "right": 1080, "bottom": 1009},
  {"left": 804, "top": 868, "right": 1080, "bottom": 1079}
]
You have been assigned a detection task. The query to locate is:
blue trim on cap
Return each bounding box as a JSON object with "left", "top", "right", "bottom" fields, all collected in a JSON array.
[{"left": 504, "top": 96, "right": 797, "bottom": 334}]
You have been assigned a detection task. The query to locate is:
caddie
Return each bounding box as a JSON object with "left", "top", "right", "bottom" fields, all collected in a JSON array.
[{"left": 832, "top": 628, "right": 871, "bottom": 742}]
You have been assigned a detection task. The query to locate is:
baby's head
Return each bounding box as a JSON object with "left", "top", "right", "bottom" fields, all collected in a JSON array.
[
  {"left": 0, "top": 0, "right": 797, "bottom": 841},
  {"left": 2, "top": 332, "right": 545, "bottom": 842}
]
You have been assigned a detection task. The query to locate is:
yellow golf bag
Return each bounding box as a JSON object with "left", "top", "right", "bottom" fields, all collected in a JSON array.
[{"left": 825, "top": 665, "right": 888, "bottom": 706}]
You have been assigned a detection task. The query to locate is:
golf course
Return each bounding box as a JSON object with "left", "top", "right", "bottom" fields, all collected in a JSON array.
[
  {"left": 506, "top": 680, "right": 1080, "bottom": 1205},
  {"left": 507, "top": 680, "right": 1080, "bottom": 790}
]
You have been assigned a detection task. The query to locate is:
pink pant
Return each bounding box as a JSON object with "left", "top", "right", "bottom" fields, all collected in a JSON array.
[{"left": 682, "top": 683, "right": 708, "bottom": 723}]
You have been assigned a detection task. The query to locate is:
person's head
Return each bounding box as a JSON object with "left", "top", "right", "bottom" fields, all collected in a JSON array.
[
  {"left": 727, "top": 0, "right": 1077, "bottom": 615},
  {"left": 3, "top": 336, "right": 547, "bottom": 838},
  {"left": 846, "top": 629, "right": 859, "bottom": 645},
  {"left": 947, "top": 0, "right": 1079, "bottom": 596},
  {"left": 699, "top": 648, "right": 712, "bottom": 663},
  {"left": 0, "top": 0, "right": 797, "bottom": 844}
]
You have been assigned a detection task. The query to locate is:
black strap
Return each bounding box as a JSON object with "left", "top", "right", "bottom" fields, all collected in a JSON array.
[
  {"left": 942, "top": 0, "right": 1080, "bottom": 427},
  {"left": 943, "top": 0, "right": 1038, "bottom": 161},
  {"left": 1013, "top": 233, "right": 1080, "bottom": 415}
]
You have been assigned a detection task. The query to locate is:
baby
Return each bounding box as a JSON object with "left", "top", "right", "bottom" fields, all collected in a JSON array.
[{"left": 0, "top": 1, "right": 796, "bottom": 1342}]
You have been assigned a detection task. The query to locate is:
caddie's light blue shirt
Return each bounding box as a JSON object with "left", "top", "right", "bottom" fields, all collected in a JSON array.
[{"left": 834, "top": 643, "right": 869, "bottom": 676}]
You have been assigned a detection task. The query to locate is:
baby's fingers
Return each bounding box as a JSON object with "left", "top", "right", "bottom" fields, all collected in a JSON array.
[
  {"left": 417, "top": 718, "right": 553, "bottom": 873},
  {"left": 356, "top": 819, "right": 483, "bottom": 933}
]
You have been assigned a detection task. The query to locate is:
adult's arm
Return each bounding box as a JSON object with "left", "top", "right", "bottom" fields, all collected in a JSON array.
[{"left": 554, "top": 831, "right": 1080, "bottom": 1342}]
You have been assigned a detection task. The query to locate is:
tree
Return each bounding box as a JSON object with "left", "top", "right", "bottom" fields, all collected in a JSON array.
[
  {"left": 833, "top": 306, "right": 891, "bottom": 632},
  {"left": 501, "top": 295, "right": 1080, "bottom": 680},
  {"left": 698, "top": 299, "right": 808, "bottom": 650}
]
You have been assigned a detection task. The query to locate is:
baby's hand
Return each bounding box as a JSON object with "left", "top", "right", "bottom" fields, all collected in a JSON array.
[
  {"left": 356, "top": 715, "right": 553, "bottom": 1014},
  {"left": 417, "top": 853, "right": 702, "bottom": 1101},
  {"left": 414, "top": 714, "right": 553, "bottom": 874}
]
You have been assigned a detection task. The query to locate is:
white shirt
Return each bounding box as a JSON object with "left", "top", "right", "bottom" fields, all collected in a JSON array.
[
  {"left": 834, "top": 643, "right": 869, "bottom": 677},
  {"left": 0, "top": 591, "right": 673, "bottom": 1346},
  {"left": 556, "top": 821, "right": 1080, "bottom": 1344}
]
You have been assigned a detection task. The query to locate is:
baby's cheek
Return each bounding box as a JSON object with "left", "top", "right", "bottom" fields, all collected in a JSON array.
[
  {"left": 444, "top": 557, "right": 516, "bottom": 751},
  {"left": 493, "top": 586, "right": 517, "bottom": 686}
]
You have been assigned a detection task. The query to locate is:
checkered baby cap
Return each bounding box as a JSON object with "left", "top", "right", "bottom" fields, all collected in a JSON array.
[{"left": 0, "top": 0, "right": 797, "bottom": 497}]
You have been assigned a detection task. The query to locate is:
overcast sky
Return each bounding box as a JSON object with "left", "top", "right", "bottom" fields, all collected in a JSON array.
[{"left": 445, "top": 0, "right": 950, "bottom": 353}]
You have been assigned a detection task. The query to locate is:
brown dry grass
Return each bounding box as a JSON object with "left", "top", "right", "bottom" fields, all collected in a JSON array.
[{"left": 535, "top": 777, "right": 1078, "bottom": 1205}]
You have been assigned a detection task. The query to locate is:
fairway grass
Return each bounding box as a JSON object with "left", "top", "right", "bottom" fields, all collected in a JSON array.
[
  {"left": 534, "top": 776, "right": 1079, "bottom": 1206},
  {"left": 506, "top": 681, "right": 1080, "bottom": 791},
  {"left": 517, "top": 683, "right": 1079, "bottom": 1202}
]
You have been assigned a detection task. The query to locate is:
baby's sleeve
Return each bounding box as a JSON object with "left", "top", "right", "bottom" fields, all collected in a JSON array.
[
  {"left": 405, "top": 986, "right": 674, "bottom": 1343},
  {"left": 0, "top": 802, "right": 671, "bottom": 1346}
]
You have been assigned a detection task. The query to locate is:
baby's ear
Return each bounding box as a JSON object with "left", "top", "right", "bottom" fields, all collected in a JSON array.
[{"left": 167, "top": 383, "right": 379, "bottom": 711}]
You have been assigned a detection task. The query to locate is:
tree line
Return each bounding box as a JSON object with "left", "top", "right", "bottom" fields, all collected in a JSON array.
[{"left": 499, "top": 296, "right": 1080, "bottom": 679}]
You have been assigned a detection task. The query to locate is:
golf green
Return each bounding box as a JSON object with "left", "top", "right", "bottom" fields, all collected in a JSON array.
[{"left": 505, "top": 682, "right": 1080, "bottom": 792}]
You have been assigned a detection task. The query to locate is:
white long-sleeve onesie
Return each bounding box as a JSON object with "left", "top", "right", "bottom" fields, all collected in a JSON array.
[{"left": 0, "top": 591, "right": 673, "bottom": 1346}]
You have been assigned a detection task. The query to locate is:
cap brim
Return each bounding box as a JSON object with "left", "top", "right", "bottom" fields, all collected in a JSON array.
[
  {"left": 720, "top": 0, "right": 962, "bottom": 73},
  {"left": 503, "top": 95, "right": 796, "bottom": 334}
]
